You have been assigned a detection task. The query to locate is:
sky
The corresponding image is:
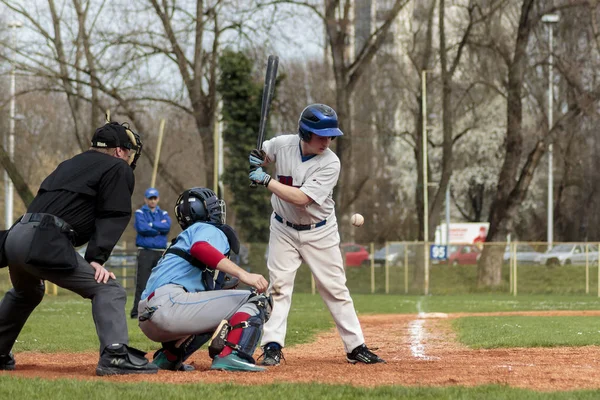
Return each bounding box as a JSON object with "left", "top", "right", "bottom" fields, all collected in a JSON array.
[
  {"left": 0, "top": 1, "right": 327, "bottom": 61},
  {"left": 265, "top": 4, "right": 326, "bottom": 61}
]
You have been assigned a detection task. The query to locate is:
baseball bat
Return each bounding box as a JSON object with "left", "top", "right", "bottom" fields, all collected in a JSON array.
[{"left": 250, "top": 55, "right": 279, "bottom": 188}]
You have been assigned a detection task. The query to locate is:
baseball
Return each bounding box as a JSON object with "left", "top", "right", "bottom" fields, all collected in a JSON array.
[{"left": 351, "top": 213, "right": 364, "bottom": 227}]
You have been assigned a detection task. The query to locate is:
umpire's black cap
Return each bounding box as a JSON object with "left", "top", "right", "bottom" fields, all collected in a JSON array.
[{"left": 91, "top": 122, "right": 135, "bottom": 150}]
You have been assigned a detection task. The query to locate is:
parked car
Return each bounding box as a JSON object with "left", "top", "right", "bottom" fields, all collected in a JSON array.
[
  {"left": 538, "top": 243, "right": 599, "bottom": 266},
  {"left": 503, "top": 243, "right": 543, "bottom": 265},
  {"left": 372, "top": 243, "right": 415, "bottom": 267},
  {"left": 448, "top": 244, "right": 480, "bottom": 266},
  {"left": 341, "top": 243, "right": 370, "bottom": 267}
]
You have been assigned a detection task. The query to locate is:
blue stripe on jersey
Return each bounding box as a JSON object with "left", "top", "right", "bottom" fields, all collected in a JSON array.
[{"left": 299, "top": 142, "right": 316, "bottom": 162}]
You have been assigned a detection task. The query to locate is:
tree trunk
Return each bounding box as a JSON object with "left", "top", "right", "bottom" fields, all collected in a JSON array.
[
  {"left": 477, "top": 0, "right": 535, "bottom": 287},
  {"left": 192, "top": 104, "right": 214, "bottom": 188},
  {"left": 0, "top": 142, "right": 34, "bottom": 207}
]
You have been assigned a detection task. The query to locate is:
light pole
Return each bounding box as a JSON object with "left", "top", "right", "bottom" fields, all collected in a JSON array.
[
  {"left": 6, "top": 21, "right": 23, "bottom": 229},
  {"left": 542, "top": 13, "right": 559, "bottom": 250},
  {"left": 421, "top": 70, "right": 431, "bottom": 295}
]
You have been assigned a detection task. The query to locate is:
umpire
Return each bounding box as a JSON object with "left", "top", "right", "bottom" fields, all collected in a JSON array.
[
  {"left": 130, "top": 187, "right": 171, "bottom": 319},
  {"left": 0, "top": 121, "right": 158, "bottom": 376}
]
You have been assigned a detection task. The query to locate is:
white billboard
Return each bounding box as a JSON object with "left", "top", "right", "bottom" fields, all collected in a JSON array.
[{"left": 435, "top": 222, "right": 490, "bottom": 244}]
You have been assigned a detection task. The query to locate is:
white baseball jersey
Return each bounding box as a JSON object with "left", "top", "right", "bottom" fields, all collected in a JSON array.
[{"left": 262, "top": 134, "right": 339, "bottom": 224}]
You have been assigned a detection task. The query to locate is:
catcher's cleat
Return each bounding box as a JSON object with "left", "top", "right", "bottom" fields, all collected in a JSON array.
[
  {"left": 346, "top": 344, "right": 386, "bottom": 364},
  {"left": 151, "top": 348, "right": 194, "bottom": 371},
  {"left": 0, "top": 352, "right": 15, "bottom": 371},
  {"left": 96, "top": 344, "right": 158, "bottom": 376},
  {"left": 258, "top": 342, "right": 284, "bottom": 366},
  {"left": 152, "top": 333, "right": 211, "bottom": 371},
  {"left": 210, "top": 353, "right": 265, "bottom": 372}
]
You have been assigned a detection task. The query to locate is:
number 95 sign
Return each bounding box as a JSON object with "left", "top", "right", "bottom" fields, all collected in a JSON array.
[{"left": 430, "top": 245, "right": 448, "bottom": 261}]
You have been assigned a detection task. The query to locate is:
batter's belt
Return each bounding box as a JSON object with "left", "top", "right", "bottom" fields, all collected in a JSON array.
[{"left": 274, "top": 212, "right": 326, "bottom": 231}]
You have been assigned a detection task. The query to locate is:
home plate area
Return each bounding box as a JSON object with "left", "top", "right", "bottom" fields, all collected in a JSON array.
[{"left": 4, "top": 312, "right": 600, "bottom": 391}]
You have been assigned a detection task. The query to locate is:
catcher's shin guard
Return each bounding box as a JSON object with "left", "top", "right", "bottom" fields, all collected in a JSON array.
[
  {"left": 209, "top": 293, "right": 272, "bottom": 363},
  {"left": 248, "top": 292, "right": 273, "bottom": 321},
  {"left": 230, "top": 314, "right": 263, "bottom": 363},
  {"left": 208, "top": 319, "right": 230, "bottom": 359}
]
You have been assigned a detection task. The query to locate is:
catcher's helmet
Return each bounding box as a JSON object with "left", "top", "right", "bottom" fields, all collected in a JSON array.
[
  {"left": 174, "top": 187, "right": 225, "bottom": 229},
  {"left": 298, "top": 104, "right": 344, "bottom": 142}
]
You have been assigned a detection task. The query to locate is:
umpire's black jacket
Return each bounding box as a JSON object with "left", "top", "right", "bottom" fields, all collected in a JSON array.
[{"left": 27, "top": 150, "right": 135, "bottom": 265}]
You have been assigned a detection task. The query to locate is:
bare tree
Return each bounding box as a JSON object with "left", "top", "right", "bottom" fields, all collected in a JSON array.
[{"left": 477, "top": 0, "right": 600, "bottom": 287}]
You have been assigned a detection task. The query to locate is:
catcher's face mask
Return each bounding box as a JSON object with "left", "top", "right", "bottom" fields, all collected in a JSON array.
[{"left": 123, "top": 126, "right": 143, "bottom": 170}]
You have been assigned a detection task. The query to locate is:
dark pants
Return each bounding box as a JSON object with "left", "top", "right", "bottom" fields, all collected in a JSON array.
[
  {"left": 0, "top": 221, "right": 129, "bottom": 355},
  {"left": 130, "top": 249, "right": 163, "bottom": 318}
]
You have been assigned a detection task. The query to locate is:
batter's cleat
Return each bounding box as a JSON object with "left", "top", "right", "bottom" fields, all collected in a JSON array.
[
  {"left": 96, "top": 344, "right": 159, "bottom": 376},
  {"left": 210, "top": 353, "right": 265, "bottom": 372},
  {"left": 151, "top": 348, "right": 194, "bottom": 371},
  {"left": 258, "top": 342, "right": 284, "bottom": 366},
  {"left": 0, "top": 352, "right": 15, "bottom": 371},
  {"left": 346, "top": 344, "right": 386, "bottom": 364}
]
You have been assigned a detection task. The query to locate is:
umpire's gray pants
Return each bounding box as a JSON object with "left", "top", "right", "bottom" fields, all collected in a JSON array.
[{"left": 0, "top": 221, "right": 128, "bottom": 355}]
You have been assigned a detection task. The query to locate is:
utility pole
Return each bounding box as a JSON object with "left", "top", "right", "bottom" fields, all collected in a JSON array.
[
  {"left": 6, "top": 20, "right": 23, "bottom": 229},
  {"left": 542, "top": 13, "right": 559, "bottom": 250}
]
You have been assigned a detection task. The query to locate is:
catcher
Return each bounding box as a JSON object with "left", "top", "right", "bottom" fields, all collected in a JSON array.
[{"left": 138, "top": 187, "right": 271, "bottom": 372}]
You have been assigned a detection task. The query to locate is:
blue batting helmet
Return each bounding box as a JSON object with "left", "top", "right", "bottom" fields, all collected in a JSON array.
[
  {"left": 174, "top": 187, "right": 225, "bottom": 229},
  {"left": 298, "top": 104, "right": 344, "bottom": 142}
]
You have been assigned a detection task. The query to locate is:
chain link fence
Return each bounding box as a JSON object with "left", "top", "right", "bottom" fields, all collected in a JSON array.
[{"left": 2, "top": 241, "right": 600, "bottom": 296}]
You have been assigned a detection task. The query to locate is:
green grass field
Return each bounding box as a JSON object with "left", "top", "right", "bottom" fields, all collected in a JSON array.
[
  {"left": 3, "top": 378, "right": 600, "bottom": 400},
  {"left": 454, "top": 316, "right": 600, "bottom": 348},
  {"left": 3, "top": 274, "right": 600, "bottom": 397},
  {"left": 1, "top": 293, "right": 600, "bottom": 398}
]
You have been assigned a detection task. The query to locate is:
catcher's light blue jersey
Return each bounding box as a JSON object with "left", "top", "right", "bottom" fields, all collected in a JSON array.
[{"left": 142, "top": 222, "right": 230, "bottom": 298}]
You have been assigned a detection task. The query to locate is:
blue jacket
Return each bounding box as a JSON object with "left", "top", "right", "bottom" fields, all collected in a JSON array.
[{"left": 134, "top": 204, "right": 171, "bottom": 249}]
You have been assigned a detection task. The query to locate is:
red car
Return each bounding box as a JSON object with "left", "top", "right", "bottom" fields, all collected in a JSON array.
[
  {"left": 341, "top": 243, "right": 370, "bottom": 267},
  {"left": 447, "top": 244, "right": 480, "bottom": 266}
]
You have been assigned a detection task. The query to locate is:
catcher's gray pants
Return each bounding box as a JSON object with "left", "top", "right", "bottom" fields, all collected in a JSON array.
[
  {"left": 130, "top": 249, "right": 163, "bottom": 318},
  {"left": 138, "top": 284, "right": 256, "bottom": 343},
  {"left": 0, "top": 221, "right": 128, "bottom": 355}
]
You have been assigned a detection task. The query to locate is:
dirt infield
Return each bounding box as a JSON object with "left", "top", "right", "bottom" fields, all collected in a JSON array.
[{"left": 4, "top": 311, "right": 600, "bottom": 391}]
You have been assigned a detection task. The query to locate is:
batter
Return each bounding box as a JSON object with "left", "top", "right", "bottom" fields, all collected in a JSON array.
[{"left": 248, "top": 103, "right": 385, "bottom": 366}]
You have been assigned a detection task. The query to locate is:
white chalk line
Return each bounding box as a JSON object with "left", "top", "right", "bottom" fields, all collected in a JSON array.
[{"left": 409, "top": 298, "right": 443, "bottom": 361}]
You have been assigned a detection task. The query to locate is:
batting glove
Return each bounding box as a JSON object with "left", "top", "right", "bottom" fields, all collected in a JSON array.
[
  {"left": 249, "top": 166, "right": 271, "bottom": 187},
  {"left": 249, "top": 148, "right": 266, "bottom": 167}
]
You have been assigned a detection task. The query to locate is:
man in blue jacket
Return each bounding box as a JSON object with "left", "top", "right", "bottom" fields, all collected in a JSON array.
[{"left": 130, "top": 188, "right": 171, "bottom": 319}]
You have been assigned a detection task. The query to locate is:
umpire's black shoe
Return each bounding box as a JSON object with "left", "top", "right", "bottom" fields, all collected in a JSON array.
[
  {"left": 346, "top": 344, "right": 386, "bottom": 364},
  {"left": 258, "top": 342, "right": 284, "bottom": 366},
  {"left": 96, "top": 344, "right": 159, "bottom": 376},
  {"left": 0, "top": 352, "right": 15, "bottom": 370}
]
